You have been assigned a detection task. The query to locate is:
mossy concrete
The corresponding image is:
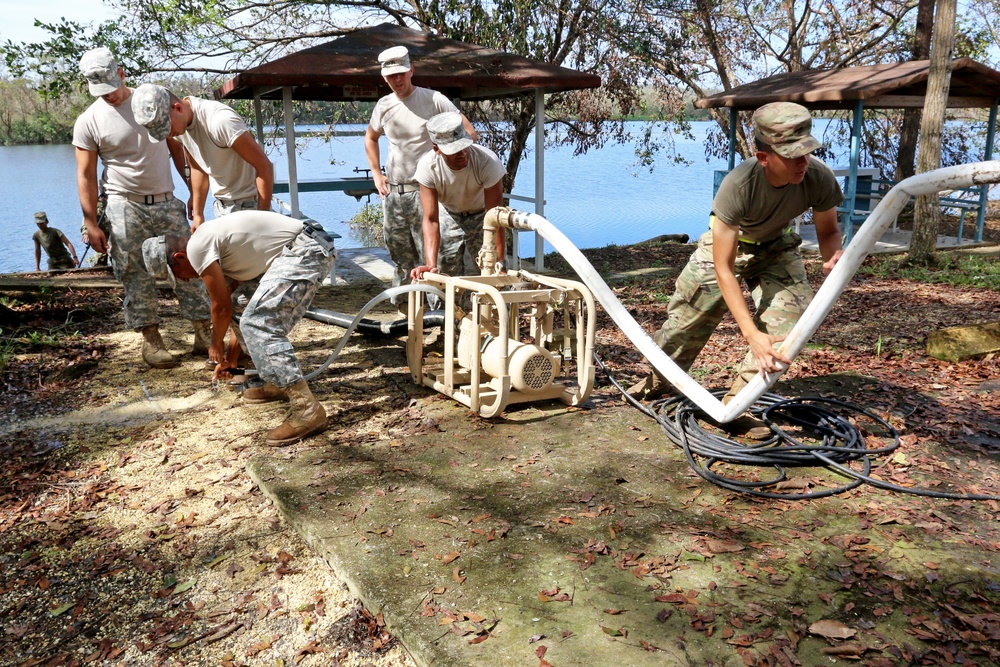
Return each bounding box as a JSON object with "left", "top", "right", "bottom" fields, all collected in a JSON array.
[
  {"left": 926, "top": 320, "right": 1000, "bottom": 361},
  {"left": 248, "top": 368, "right": 1000, "bottom": 666}
]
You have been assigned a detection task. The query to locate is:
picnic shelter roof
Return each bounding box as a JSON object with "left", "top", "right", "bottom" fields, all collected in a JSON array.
[
  {"left": 695, "top": 58, "right": 1000, "bottom": 111},
  {"left": 214, "top": 23, "right": 602, "bottom": 103}
]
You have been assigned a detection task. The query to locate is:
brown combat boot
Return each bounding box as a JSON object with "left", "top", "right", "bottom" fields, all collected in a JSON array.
[
  {"left": 265, "top": 380, "right": 327, "bottom": 446},
  {"left": 718, "top": 378, "right": 772, "bottom": 441},
  {"left": 140, "top": 325, "right": 176, "bottom": 369},
  {"left": 243, "top": 382, "right": 288, "bottom": 404},
  {"left": 191, "top": 319, "right": 212, "bottom": 362}
]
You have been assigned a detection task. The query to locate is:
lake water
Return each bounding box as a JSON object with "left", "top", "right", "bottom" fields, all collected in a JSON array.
[{"left": 1, "top": 121, "right": 732, "bottom": 274}]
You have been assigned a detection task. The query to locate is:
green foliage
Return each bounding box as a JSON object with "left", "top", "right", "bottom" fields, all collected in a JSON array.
[
  {"left": 347, "top": 201, "right": 385, "bottom": 249},
  {"left": 859, "top": 252, "right": 1000, "bottom": 290}
]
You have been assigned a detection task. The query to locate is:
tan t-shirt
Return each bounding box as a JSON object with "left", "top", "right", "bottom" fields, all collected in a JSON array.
[
  {"left": 712, "top": 156, "right": 843, "bottom": 243},
  {"left": 414, "top": 145, "right": 506, "bottom": 214},
  {"left": 186, "top": 210, "right": 302, "bottom": 281},
  {"left": 369, "top": 87, "right": 459, "bottom": 184},
  {"left": 177, "top": 97, "right": 258, "bottom": 202},
  {"left": 72, "top": 90, "right": 175, "bottom": 197}
]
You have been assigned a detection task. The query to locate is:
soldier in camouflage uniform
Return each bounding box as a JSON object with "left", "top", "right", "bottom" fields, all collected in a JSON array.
[
  {"left": 364, "top": 45, "right": 477, "bottom": 309},
  {"left": 628, "top": 102, "right": 844, "bottom": 438},
  {"left": 144, "top": 210, "right": 336, "bottom": 446},
  {"left": 73, "top": 47, "right": 212, "bottom": 369}
]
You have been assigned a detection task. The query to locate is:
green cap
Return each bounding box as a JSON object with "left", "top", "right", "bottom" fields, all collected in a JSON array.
[
  {"left": 752, "top": 102, "right": 821, "bottom": 159},
  {"left": 34, "top": 212, "right": 48, "bottom": 224}
]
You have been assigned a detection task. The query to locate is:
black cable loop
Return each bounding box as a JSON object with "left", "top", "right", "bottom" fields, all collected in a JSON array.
[{"left": 594, "top": 353, "right": 1000, "bottom": 501}]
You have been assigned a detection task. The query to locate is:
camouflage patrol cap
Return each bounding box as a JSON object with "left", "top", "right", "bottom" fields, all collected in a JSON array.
[
  {"left": 753, "top": 102, "right": 821, "bottom": 159},
  {"left": 426, "top": 112, "right": 473, "bottom": 155},
  {"left": 378, "top": 46, "right": 411, "bottom": 76},
  {"left": 141, "top": 236, "right": 176, "bottom": 288},
  {"left": 34, "top": 212, "right": 49, "bottom": 225},
  {"left": 132, "top": 84, "right": 173, "bottom": 142},
  {"left": 79, "top": 47, "right": 122, "bottom": 96}
]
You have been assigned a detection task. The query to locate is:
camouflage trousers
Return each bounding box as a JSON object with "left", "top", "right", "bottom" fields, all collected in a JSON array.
[
  {"left": 106, "top": 195, "right": 211, "bottom": 330},
  {"left": 382, "top": 190, "right": 424, "bottom": 294},
  {"left": 214, "top": 196, "right": 259, "bottom": 218},
  {"left": 654, "top": 230, "right": 813, "bottom": 385},
  {"left": 239, "top": 231, "right": 336, "bottom": 389},
  {"left": 438, "top": 208, "right": 486, "bottom": 277}
]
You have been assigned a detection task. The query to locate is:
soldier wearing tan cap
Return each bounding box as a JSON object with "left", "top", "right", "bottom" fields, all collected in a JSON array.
[
  {"left": 364, "top": 45, "right": 477, "bottom": 308},
  {"left": 628, "top": 102, "right": 844, "bottom": 439},
  {"left": 32, "top": 212, "right": 78, "bottom": 271}
]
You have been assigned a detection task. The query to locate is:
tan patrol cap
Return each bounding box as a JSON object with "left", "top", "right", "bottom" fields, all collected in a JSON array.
[{"left": 753, "top": 102, "right": 821, "bottom": 159}]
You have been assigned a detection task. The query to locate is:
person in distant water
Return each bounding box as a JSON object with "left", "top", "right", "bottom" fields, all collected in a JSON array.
[
  {"left": 364, "top": 45, "right": 477, "bottom": 307},
  {"left": 131, "top": 83, "right": 273, "bottom": 229},
  {"left": 410, "top": 112, "right": 507, "bottom": 281},
  {"left": 33, "top": 212, "right": 78, "bottom": 271},
  {"left": 72, "top": 47, "right": 212, "bottom": 370},
  {"left": 627, "top": 102, "right": 844, "bottom": 439},
  {"left": 142, "top": 210, "right": 336, "bottom": 446}
]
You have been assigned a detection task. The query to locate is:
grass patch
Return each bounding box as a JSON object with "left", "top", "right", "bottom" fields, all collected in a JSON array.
[{"left": 858, "top": 251, "right": 1000, "bottom": 290}]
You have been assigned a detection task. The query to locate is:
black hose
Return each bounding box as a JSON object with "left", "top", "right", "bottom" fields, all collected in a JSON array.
[
  {"left": 596, "top": 354, "right": 1000, "bottom": 501},
  {"left": 305, "top": 308, "right": 446, "bottom": 336}
]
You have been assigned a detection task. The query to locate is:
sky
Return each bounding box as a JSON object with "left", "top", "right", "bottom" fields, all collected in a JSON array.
[{"left": 0, "top": 0, "right": 118, "bottom": 44}]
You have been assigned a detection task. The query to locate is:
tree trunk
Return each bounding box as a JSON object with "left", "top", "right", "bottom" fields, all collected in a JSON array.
[
  {"left": 895, "top": 0, "right": 936, "bottom": 181},
  {"left": 908, "top": 0, "right": 957, "bottom": 264}
]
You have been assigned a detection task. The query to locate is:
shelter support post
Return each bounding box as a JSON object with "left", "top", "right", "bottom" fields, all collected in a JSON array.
[
  {"left": 842, "top": 100, "right": 865, "bottom": 244},
  {"left": 728, "top": 108, "right": 737, "bottom": 171},
  {"left": 282, "top": 87, "right": 300, "bottom": 218},
  {"left": 253, "top": 94, "right": 264, "bottom": 146},
  {"left": 534, "top": 90, "right": 545, "bottom": 270},
  {"left": 976, "top": 100, "right": 998, "bottom": 242}
]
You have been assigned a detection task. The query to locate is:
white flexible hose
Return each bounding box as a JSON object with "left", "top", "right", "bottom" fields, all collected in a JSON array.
[{"left": 494, "top": 160, "right": 1000, "bottom": 422}]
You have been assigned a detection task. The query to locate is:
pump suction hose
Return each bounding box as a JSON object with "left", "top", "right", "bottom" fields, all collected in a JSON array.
[
  {"left": 306, "top": 307, "right": 446, "bottom": 336},
  {"left": 303, "top": 284, "right": 446, "bottom": 382}
]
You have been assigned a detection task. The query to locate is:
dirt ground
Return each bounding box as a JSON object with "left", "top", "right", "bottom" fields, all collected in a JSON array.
[{"left": 1, "top": 231, "right": 999, "bottom": 666}]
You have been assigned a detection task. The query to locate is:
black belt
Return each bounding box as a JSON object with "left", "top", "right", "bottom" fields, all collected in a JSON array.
[
  {"left": 388, "top": 182, "right": 420, "bottom": 194},
  {"left": 116, "top": 192, "right": 174, "bottom": 205}
]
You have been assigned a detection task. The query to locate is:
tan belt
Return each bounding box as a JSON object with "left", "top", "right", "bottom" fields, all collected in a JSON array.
[
  {"left": 388, "top": 182, "right": 420, "bottom": 194},
  {"left": 450, "top": 208, "right": 485, "bottom": 217},
  {"left": 114, "top": 192, "right": 174, "bottom": 205}
]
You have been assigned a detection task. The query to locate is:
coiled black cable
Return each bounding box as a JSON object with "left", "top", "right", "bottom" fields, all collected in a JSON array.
[{"left": 597, "top": 354, "right": 1000, "bottom": 501}]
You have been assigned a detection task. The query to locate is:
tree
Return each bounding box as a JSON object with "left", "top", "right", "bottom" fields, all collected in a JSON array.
[
  {"left": 895, "top": 0, "right": 935, "bottom": 181},
  {"left": 1, "top": 0, "right": 662, "bottom": 198},
  {"left": 908, "top": 0, "right": 957, "bottom": 264}
]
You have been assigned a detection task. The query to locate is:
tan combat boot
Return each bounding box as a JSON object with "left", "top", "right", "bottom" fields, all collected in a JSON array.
[
  {"left": 718, "top": 377, "right": 772, "bottom": 441},
  {"left": 243, "top": 382, "right": 289, "bottom": 404},
  {"left": 191, "top": 319, "right": 212, "bottom": 356},
  {"left": 265, "top": 380, "right": 327, "bottom": 446},
  {"left": 625, "top": 370, "right": 672, "bottom": 402},
  {"left": 140, "top": 325, "right": 176, "bottom": 369}
]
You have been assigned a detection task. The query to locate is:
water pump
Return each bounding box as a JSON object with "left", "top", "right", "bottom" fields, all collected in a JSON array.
[{"left": 406, "top": 208, "right": 596, "bottom": 417}]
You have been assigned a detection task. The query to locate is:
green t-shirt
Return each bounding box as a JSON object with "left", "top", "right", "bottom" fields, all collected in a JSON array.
[
  {"left": 33, "top": 227, "right": 72, "bottom": 263},
  {"left": 711, "top": 156, "right": 843, "bottom": 243}
]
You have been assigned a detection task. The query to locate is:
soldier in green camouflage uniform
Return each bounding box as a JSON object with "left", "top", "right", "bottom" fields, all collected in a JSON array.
[{"left": 629, "top": 102, "right": 844, "bottom": 437}]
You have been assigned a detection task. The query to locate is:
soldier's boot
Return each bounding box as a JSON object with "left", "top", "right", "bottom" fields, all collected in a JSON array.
[
  {"left": 243, "top": 383, "right": 289, "bottom": 404},
  {"left": 625, "top": 369, "right": 673, "bottom": 402},
  {"left": 191, "top": 319, "right": 212, "bottom": 356},
  {"left": 718, "top": 377, "right": 772, "bottom": 441},
  {"left": 141, "top": 325, "right": 177, "bottom": 369},
  {"left": 265, "top": 380, "right": 327, "bottom": 446}
]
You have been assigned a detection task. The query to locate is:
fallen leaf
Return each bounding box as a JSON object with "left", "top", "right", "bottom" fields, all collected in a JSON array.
[{"left": 808, "top": 619, "right": 856, "bottom": 639}]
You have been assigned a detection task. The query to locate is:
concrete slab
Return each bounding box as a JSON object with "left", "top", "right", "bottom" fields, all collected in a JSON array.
[
  {"left": 247, "top": 373, "right": 1000, "bottom": 667},
  {"left": 331, "top": 246, "right": 396, "bottom": 286},
  {"left": 797, "top": 224, "right": 993, "bottom": 254}
]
